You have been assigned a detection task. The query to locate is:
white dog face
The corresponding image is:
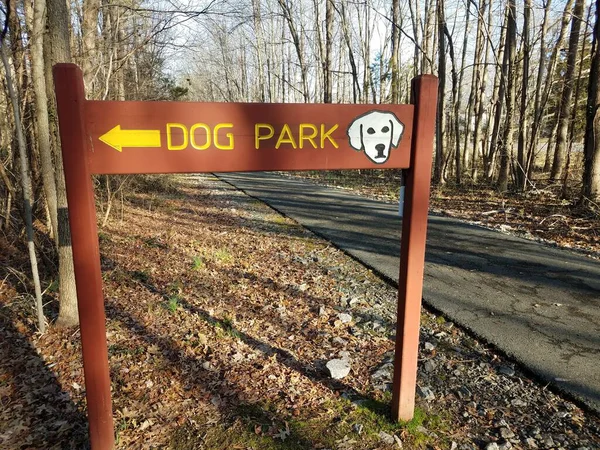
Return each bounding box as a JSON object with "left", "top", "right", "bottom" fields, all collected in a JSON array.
[{"left": 347, "top": 110, "right": 404, "bottom": 164}]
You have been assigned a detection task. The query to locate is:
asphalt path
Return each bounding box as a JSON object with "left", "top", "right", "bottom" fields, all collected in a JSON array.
[{"left": 217, "top": 172, "right": 600, "bottom": 413}]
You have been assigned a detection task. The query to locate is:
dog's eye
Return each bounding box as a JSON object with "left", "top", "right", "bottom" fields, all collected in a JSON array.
[
  {"left": 367, "top": 127, "right": 375, "bottom": 134},
  {"left": 382, "top": 126, "right": 390, "bottom": 133}
]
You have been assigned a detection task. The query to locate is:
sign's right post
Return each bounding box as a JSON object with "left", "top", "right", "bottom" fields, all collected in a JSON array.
[{"left": 391, "top": 74, "right": 439, "bottom": 422}]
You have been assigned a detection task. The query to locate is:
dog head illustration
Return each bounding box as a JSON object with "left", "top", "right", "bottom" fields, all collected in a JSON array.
[{"left": 347, "top": 110, "right": 404, "bottom": 164}]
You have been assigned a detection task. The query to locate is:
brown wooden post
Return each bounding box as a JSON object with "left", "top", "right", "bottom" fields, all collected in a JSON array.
[
  {"left": 391, "top": 74, "right": 438, "bottom": 421},
  {"left": 53, "top": 63, "right": 115, "bottom": 449}
]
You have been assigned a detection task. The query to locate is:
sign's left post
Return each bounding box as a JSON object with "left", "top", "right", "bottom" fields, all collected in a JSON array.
[{"left": 53, "top": 63, "right": 115, "bottom": 450}]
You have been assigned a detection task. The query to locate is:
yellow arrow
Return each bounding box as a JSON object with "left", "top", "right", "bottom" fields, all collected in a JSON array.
[{"left": 98, "top": 125, "right": 161, "bottom": 152}]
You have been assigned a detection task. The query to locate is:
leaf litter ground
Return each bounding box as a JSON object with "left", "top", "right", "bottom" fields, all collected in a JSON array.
[{"left": 1, "top": 174, "right": 599, "bottom": 449}]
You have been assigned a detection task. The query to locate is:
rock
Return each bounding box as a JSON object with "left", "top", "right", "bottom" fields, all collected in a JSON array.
[
  {"left": 424, "top": 342, "right": 436, "bottom": 351},
  {"left": 486, "top": 443, "right": 500, "bottom": 450},
  {"left": 500, "top": 428, "right": 515, "bottom": 439},
  {"left": 498, "top": 441, "right": 512, "bottom": 450},
  {"left": 393, "top": 434, "right": 403, "bottom": 448},
  {"left": 524, "top": 437, "right": 538, "bottom": 449},
  {"left": 318, "top": 306, "right": 327, "bottom": 317},
  {"left": 352, "top": 423, "right": 363, "bottom": 435},
  {"left": 339, "top": 351, "right": 351, "bottom": 361},
  {"left": 424, "top": 360, "right": 437, "bottom": 373},
  {"left": 511, "top": 399, "right": 527, "bottom": 407},
  {"left": 541, "top": 436, "right": 555, "bottom": 448},
  {"left": 457, "top": 386, "right": 472, "bottom": 399},
  {"left": 379, "top": 431, "right": 395, "bottom": 445},
  {"left": 498, "top": 366, "right": 515, "bottom": 376},
  {"left": 372, "top": 321, "right": 384, "bottom": 331},
  {"left": 338, "top": 313, "right": 352, "bottom": 323},
  {"left": 326, "top": 359, "right": 351, "bottom": 379},
  {"left": 332, "top": 337, "right": 348, "bottom": 346},
  {"left": 372, "top": 363, "right": 394, "bottom": 381},
  {"left": 417, "top": 386, "right": 435, "bottom": 401}
]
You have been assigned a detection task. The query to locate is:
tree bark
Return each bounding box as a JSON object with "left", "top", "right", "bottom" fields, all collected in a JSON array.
[
  {"left": 277, "top": 0, "right": 309, "bottom": 102},
  {"left": 390, "top": 0, "right": 400, "bottom": 104},
  {"left": 527, "top": 0, "right": 552, "bottom": 177},
  {"left": 486, "top": 5, "right": 508, "bottom": 181},
  {"left": 497, "top": 0, "right": 517, "bottom": 192},
  {"left": 339, "top": 1, "right": 360, "bottom": 103},
  {"left": 516, "top": 0, "right": 531, "bottom": 190},
  {"left": 1, "top": 43, "right": 45, "bottom": 333},
  {"left": 582, "top": 0, "right": 600, "bottom": 202},
  {"left": 471, "top": 0, "right": 491, "bottom": 182},
  {"left": 47, "top": 0, "right": 80, "bottom": 326},
  {"left": 324, "top": 0, "right": 334, "bottom": 103},
  {"left": 434, "top": 0, "right": 446, "bottom": 185},
  {"left": 28, "top": 0, "right": 59, "bottom": 242},
  {"left": 82, "top": 0, "right": 100, "bottom": 94},
  {"left": 550, "top": 0, "right": 584, "bottom": 181},
  {"left": 444, "top": 26, "right": 460, "bottom": 185}
]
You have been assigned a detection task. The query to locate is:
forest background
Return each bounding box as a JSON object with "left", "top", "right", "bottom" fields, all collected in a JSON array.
[{"left": 0, "top": 0, "right": 598, "bottom": 328}]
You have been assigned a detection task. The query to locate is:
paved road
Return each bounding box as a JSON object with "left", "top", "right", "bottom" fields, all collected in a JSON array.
[{"left": 217, "top": 172, "right": 600, "bottom": 413}]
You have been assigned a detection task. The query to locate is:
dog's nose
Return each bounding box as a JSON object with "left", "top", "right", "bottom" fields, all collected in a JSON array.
[{"left": 375, "top": 144, "right": 386, "bottom": 158}]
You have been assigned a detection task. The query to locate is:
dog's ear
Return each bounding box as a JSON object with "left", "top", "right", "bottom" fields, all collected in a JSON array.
[
  {"left": 347, "top": 119, "right": 364, "bottom": 151},
  {"left": 390, "top": 115, "right": 404, "bottom": 148}
]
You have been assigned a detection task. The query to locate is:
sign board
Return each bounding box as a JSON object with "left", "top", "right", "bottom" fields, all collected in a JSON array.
[
  {"left": 87, "top": 102, "right": 414, "bottom": 174},
  {"left": 54, "top": 63, "right": 438, "bottom": 450}
]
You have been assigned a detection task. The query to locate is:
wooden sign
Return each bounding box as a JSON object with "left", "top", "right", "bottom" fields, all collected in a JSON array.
[
  {"left": 53, "top": 63, "right": 438, "bottom": 450},
  {"left": 86, "top": 101, "right": 414, "bottom": 174}
]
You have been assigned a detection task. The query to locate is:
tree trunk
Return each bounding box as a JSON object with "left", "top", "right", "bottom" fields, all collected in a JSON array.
[
  {"left": 324, "top": 0, "right": 334, "bottom": 103},
  {"left": 422, "top": 0, "right": 436, "bottom": 73},
  {"left": 582, "top": 0, "right": 600, "bottom": 202},
  {"left": 82, "top": 0, "right": 100, "bottom": 94},
  {"left": 527, "top": 0, "right": 552, "bottom": 177},
  {"left": 390, "top": 0, "right": 400, "bottom": 104},
  {"left": 486, "top": 5, "right": 509, "bottom": 181},
  {"left": 563, "top": 3, "right": 593, "bottom": 198},
  {"left": 455, "top": 0, "right": 470, "bottom": 181},
  {"left": 471, "top": 0, "right": 491, "bottom": 182},
  {"left": 444, "top": 26, "right": 460, "bottom": 185},
  {"left": 339, "top": 1, "right": 360, "bottom": 103},
  {"left": 407, "top": 0, "right": 421, "bottom": 76},
  {"left": 551, "top": 0, "right": 585, "bottom": 181},
  {"left": 434, "top": 0, "right": 446, "bottom": 185},
  {"left": 1, "top": 43, "right": 46, "bottom": 332},
  {"left": 277, "top": 0, "right": 309, "bottom": 102},
  {"left": 28, "top": 0, "right": 59, "bottom": 243},
  {"left": 516, "top": 0, "right": 531, "bottom": 190},
  {"left": 497, "top": 0, "right": 517, "bottom": 192},
  {"left": 47, "top": 0, "right": 80, "bottom": 326}
]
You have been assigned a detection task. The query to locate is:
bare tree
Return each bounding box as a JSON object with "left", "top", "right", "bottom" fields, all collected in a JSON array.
[
  {"left": 47, "top": 0, "right": 80, "bottom": 326},
  {"left": 497, "top": 0, "right": 517, "bottom": 192},
  {"left": 1, "top": 28, "right": 45, "bottom": 332},
  {"left": 551, "top": 0, "right": 585, "bottom": 182},
  {"left": 390, "top": 0, "right": 400, "bottom": 103},
  {"left": 515, "top": 0, "right": 531, "bottom": 191},
  {"left": 582, "top": 0, "right": 600, "bottom": 202},
  {"left": 434, "top": 0, "right": 447, "bottom": 185}
]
